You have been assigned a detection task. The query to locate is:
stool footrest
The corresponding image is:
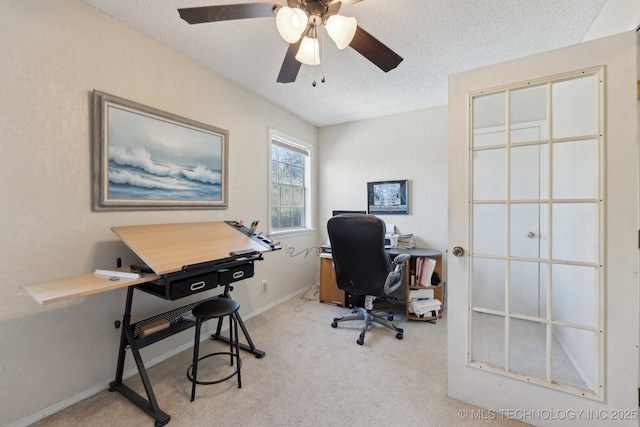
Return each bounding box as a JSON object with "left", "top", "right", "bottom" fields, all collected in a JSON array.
[{"left": 187, "top": 352, "right": 242, "bottom": 386}]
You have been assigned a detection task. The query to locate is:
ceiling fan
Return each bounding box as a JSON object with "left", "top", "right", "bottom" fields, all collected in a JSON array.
[{"left": 178, "top": 1, "right": 403, "bottom": 83}]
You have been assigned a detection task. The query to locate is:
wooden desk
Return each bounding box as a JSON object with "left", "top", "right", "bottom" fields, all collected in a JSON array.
[{"left": 319, "top": 247, "right": 443, "bottom": 321}]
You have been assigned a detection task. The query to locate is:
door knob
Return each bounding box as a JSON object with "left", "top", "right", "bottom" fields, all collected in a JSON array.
[
  {"left": 452, "top": 246, "right": 465, "bottom": 257},
  {"left": 527, "top": 232, "right": 536, "bottom": 238}
]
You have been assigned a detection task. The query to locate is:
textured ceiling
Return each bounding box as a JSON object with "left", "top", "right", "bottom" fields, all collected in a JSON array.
[{"left": 81, "top": 0, "right": 608, "bottom": 127}]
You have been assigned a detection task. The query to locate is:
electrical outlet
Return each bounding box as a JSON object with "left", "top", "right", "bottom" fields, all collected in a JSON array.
[{"left": 261, "top": 280, "right": 268, "bottom": 291}]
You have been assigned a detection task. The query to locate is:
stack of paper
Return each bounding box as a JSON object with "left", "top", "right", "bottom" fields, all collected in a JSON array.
[
  {"left": 409, "top": 298, "right": 441, "bottom": 317},
  {"left": 397, "top": 234, "right": 415, "bottom": 249}
]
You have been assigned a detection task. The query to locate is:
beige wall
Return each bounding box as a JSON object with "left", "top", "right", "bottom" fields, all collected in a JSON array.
[
  {"left": 318, "top": 108, "right": 449, "bottom": 263},
  {"left": 0, "top": 1, "right": 319, "bottom": 424}
]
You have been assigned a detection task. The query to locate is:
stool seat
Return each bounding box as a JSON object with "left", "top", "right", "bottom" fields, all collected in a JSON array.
[
  {"left": 188, "top": 297, "right": 242, "bottom": 402},
  {"left": 193, "top": 298, "right": 239, "bottom": 319}
]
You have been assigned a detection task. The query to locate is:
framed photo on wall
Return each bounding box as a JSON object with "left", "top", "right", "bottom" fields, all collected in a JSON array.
[
  {"left": 92, "top": 90, "right": 228, "bottom": 211},
  {"left": 367, "top": 180, "right": 409, "bottom": 215}
]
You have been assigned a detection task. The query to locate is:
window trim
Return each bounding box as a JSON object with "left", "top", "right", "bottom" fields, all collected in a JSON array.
[{"left": 268, "top": 128, "right": 315, "bottom": 237}]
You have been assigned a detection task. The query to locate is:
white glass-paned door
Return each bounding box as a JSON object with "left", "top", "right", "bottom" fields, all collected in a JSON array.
[{"left": 469, "top": 70, "right": 603, "bottom": 397}]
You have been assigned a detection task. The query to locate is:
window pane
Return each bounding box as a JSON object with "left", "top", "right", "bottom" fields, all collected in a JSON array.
[
  {"left": 552, "top": 139, "right": 597, "bottom": 199},
  {"left": 281, "top": 186, "right": 292, "bottom": 206},
  {"left": 292, "top": 187, "right": 303, "bottom": 206},
  {"left": 473, "top": 92, "right": 506, "bottom": 147},
  {"left": 510, "top": 260, "right": 546, "bottom": 318},
  {"left": 510, "top": 144, "right": 548, "bottom": 200},
  {"left": 270, "top": 207, "right": 280, "bottom": 229},
  {"left": 292, "top": 207, "right": 303, "bottom": 227},
  {"left": 551, "top": 326, "right": 595, "bottom": 390},
  {"left": 271, "top": 160, "right": 278, "bottom": 183},
  {"left": 552, "top": 264, "right": 596, "bottom": 327},
  {"left": 473, "top": 204, "right": 506, "bottom": 256},
  {"left": 510, "top": 318, "right": 546, "bottom": 378},
  {"left": 552, "top": 75, "right": 597, "bottom": 139},
  {"left": 290, "top": 165, "right": 304, "bottom": 186},
  {"left": 510, "top": 85, "right": 547, "bottom": 143},
  {"left": 473, "top": 148, "right": 505, "bottom": 200},
  {"left": 270, "top": 185, "right": 280, "bottom": 205},
  {"left": 471, "top": 311, "right": 505, "bottom": 368},
  {"left": 510, "top": 203, "right": 545, "bottom": 259},
  {"left": 552, "top": 203, "right": 596, "bottom": 263},
  {"left": 472, "top": 257, "right": 505, "bottom": 311},
  {"left": 280, "top": 208, "right": 292, "bottom": 228}
]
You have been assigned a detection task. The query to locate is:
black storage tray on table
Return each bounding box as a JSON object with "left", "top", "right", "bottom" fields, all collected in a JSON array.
[
  {"left": 137, "top": 269, "right": 219, "bottom": 300},
  {"left": 135, "top": 254, "right": 261, "bottom": 300},
  {"left": 219, "top": 263, "right": 254, "bottom": 285}
]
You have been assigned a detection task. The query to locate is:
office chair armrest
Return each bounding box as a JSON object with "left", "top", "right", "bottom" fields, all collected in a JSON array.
[
  {"left": 384, "top": 254, "right": 411, "bottom": 294},
  {"left": 392, "top": 254, "right": 410, "bottom": 266}
]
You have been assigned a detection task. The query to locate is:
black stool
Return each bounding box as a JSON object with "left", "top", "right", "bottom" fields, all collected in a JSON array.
[{"left": 187, "top": 298, "right": 241, "bottom": 402}]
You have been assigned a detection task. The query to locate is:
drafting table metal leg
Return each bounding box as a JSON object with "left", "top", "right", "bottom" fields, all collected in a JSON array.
[
  {"left": 211, "top": 285, "right": 265, "bottom": 358},
  {"left": 109, "top": 286, "right": 171, "bottom": 427}
]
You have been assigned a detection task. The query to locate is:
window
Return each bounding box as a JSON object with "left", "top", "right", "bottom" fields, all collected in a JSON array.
[{"left": 269, "top": 129, "right": 313, "bottom": 236}]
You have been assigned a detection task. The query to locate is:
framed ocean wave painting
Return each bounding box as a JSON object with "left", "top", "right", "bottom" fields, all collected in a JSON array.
[{"left": 92, "top": 90, "right": 228, "bottom": 210}]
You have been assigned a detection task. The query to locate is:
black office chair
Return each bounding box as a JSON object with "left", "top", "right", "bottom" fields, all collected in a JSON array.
[{"left": 327, "top": 214, "right": 410, "bottom": 345}]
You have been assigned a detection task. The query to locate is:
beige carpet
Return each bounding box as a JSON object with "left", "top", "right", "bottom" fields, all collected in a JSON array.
[{"left": 32, "top": 288, "right": 526, "bottom": 427}]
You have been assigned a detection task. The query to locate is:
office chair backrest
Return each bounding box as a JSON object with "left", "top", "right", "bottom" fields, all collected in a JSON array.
[{"left": 327, "top": 214, "right": 392, "bottom": 298}]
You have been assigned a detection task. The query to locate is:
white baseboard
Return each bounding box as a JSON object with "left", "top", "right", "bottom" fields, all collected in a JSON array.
[{"left": 8, "top": 288, "right": 306, "bottom": 427}]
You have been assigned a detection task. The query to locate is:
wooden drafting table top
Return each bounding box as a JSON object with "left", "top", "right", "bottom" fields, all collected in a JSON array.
[
  {"left": 23, "top": 221, "right": 265, "bottom": 305},
  {"left": 111, "top": 221, "right": 267, "bottom": 275}
]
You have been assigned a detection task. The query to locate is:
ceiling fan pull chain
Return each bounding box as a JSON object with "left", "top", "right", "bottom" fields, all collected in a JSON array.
[
  {"left": 312, "top": 26, "right": 320, "bottom": 87},
  {"left": 321, "top": 26, "right": 326, "bottom": 84}
]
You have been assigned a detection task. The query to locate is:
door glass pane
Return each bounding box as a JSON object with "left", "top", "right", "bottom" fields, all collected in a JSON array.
[
  {"left": 552, "top": 203, "right": 596, "bottom": 263},
  {"left": 510, "top": 144, "right": 548, "bottom": 200},
  {"left": 552, "top": 325, "right": 595, "bottom": 391},
  {"left": 473, "top": 92, "right": 506, "bottom": 147},
  {"left": 552, "top": 75, "right": 597, "bottom": 139},
  {"left": 510, "top": 260, "right": 547, "bottom": 318},
  {"left": 552, "top": 139, "right": 597, "bottom": 199},
  {"left": 552, "top": 264, "right": 596, "bottom": 327},
  {"left": 510, "top": 203, "right": 544, "bottom": 259},
  {"left": 510, "top": 85, "right": 547, "bottom": 142},
  {"left": 471, "top": 312, "right": 505, "bottom": 368},
  {"left": 472, "top": 257, "right": 505, "bottom": 311},
  {"left": 510, "top": 318, "right": 546, "bottom": 378},
  {"left": 473, "top": 148, "right": 505, "bottom": 200},
  {"left": 473, "top": 204, "right": 506, "bottom": 256}
]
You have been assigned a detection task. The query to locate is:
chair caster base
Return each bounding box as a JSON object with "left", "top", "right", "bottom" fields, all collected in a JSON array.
[{"left": 331, "top": 321, "right": 338, "bottom": 328}]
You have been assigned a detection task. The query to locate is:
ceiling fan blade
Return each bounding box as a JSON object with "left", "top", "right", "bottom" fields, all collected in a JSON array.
[
  {"left": 277, "top": 40, "right": 302, "bottom": 83},
  {"left": 178, "top": 2, "right": 282, "bottom": 24},
  {"left": 349, "top": 26, "right": 403, "bottom": 72}
]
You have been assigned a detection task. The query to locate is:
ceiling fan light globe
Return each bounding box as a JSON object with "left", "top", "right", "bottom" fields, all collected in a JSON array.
[
  {"left": 276, "top": 7, "right": 308, "bottom": 43},
  {"left": 295, "top": 36, "right": 320, "bottom": 65},
  {"left": 325, "top": 15, "right": 357, "bottom": 49}
]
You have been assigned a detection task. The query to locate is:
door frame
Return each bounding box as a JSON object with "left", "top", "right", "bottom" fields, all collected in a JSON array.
[{"left": 447, "top": 30, "right": 638, "bottom": 424}]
